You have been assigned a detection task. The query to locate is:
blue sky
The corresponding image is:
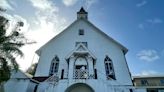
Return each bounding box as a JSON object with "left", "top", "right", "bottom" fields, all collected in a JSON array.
[{"left": 0, "top": 0, "right": 164, "bottom": 76}]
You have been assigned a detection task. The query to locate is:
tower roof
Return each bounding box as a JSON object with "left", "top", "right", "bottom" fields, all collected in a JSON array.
[
  {"left": 77, "top": 7, "right": 88, "bottom": 14},
  {"left": 77, "top": 7, "right": 88, "bottom": 19}
]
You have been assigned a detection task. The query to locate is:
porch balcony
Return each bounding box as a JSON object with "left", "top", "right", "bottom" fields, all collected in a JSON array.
[{"left": 73, "top": 69, "right": 89, "bottom": 79}]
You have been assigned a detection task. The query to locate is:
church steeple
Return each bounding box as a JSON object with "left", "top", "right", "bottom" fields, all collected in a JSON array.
[{"left": 77, "top": 7, "right": 88, "bottom": 20}]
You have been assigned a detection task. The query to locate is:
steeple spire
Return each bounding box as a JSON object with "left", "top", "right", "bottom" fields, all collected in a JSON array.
[{"left": 77, "top": 7, "right": 88, "bottom": 20}]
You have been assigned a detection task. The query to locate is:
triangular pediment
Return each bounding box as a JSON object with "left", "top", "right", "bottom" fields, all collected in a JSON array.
[
  {"left": 76, "top": 43, "right": 87, "bottom": 52},
  {"left": 65, "top": 43, "right": 96, "bottom": 60}
]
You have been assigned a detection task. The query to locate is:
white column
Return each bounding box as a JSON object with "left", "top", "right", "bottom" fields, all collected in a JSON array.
[
  {"left": 68, "top": 56, "right": 75, "bottom": 80},
  {"left": 88, "top": 56, "right": 94, "bottom": 78}
]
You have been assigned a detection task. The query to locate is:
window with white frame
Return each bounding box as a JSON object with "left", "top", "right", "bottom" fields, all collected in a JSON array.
[
  {"left": 49, "top": 56, "right": 59, "bottom": 76},
  {"left": 104, "top": 56, "right": 115, "bottom": 80}
]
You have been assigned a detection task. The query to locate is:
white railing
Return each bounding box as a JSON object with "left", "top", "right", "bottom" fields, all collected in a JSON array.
[
  {"left": 45, "top": 73, "right": 59, "bottom": 85},
  {"left": 73, "top": 69, "right": 89, "bottom": 79}
]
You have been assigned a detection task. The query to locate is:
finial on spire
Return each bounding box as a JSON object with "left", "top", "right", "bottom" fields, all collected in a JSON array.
[{"left": 77, "top": 7, "right": 88, "bottom": 20}]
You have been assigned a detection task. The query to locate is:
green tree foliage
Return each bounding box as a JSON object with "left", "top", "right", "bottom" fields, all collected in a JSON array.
[{"left": 0, "top": 8, "right": 28, "bottom": 83}]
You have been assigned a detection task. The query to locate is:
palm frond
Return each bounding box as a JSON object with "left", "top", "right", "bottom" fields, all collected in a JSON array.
[
  {"left": 4, "top": 54, "right": 19, "bottom": 70},
  {"left": 1, "top": 45, "right": 24, "bottom": 57}
]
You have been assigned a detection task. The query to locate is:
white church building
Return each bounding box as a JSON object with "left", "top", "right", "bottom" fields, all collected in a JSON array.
[{"left": 4, "top": 7, "right": 146, "bottom": 92}]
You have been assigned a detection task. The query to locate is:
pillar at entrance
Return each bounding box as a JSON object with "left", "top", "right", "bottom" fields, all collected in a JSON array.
[
  {"left": 68, "top": 56, "right": 75, "bottom": 80},
  {"left": 87, "top": 56, "right": 94, "bottom": 78}
]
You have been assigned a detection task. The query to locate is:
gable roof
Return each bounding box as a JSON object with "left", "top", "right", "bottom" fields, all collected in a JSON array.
[
  {"left": 65, "top": 42, "right": 97, "bottom": 60},
  {"left": 11, "top": 70, "right": 32, "bottom": 79},
  {"left": 36, "top": 18, "right": 128, "bottom": 55},
  {"left": 10, "top": 70, "right": 40, "bottom": 83}
]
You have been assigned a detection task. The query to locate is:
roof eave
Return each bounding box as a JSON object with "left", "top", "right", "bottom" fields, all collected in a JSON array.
[{"left": 83, "top": 19, "right": 128, "bottom": 54}]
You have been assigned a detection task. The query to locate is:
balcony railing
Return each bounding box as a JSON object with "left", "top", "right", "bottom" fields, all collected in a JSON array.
[{"left": 73, "top": 69, "right": 89, "bottom": 79}]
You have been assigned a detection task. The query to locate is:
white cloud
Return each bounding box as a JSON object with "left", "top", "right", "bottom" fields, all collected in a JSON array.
[
  {"left": 13, "top": 15, "right": 30, "bottom": 32},
  {"left": 26, "top": 17, "right": 56, "bottom": 45},
  {"left": 0, "top": 0, "right": 13, "bottom": 10},
  {"left": 147, "top": 18, "right": 163, "bottom": 24},
  {"left": 29, "top": 0, "right": 67, "bottom": 32},
  {"left": 136, "top": 0, "right": 147, "bottom": 7},
  {"left": 85, "top": 0, "right": 97, "bottom": 9},
  {"left": 62, "top": 0, "right": 98, "bottom": 8},
  {"left": 137, "top": 50, "right": 159, "bottom": 62},
  {"left": 62, "top": 0, "right": 78, "bottom": 6},
  {"left": 135, "top": 70, "right": 159, "bottom": 76},
  {"left": 28, "top": 0, "right": 68, "bottom": 43},
  {"left": 5, "top": 15, "right": 33, "bottom": 70},
  {"left": 15, "top": 0, "right": 68, "bottom": 71},
  {"left": 0, "top": 13, "right": 33, "bottom": 70},
  {"left": 29, "top": 0, "right": 58, "bottom": 11},
  {"left": 17, "top": 24, "right": 56, "bottom": 70},
  {"left": 16, "top": 17, "right": 57, "bottom": 71},
  {"left": 18, "top": 16, "right": 67, "bottom": 71},
  {"left": 0, "top": 13, "right": 29, "bottom": 35},
  {"left": 17, "top": 45, "right": 38, "bottom": 70},
  {"left": 8, "top": 0, "right": 17, "bottom": 8},
  {"left": 1, "top": 0, "right": 68, "bottom": 71},
  {"left": 138, "top": 18, "right": 163, "bottom": 29}
]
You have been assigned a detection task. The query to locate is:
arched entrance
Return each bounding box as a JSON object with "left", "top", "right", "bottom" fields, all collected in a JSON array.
[{"left": 65, "top": 83, "right": 94, "bottom": 92}]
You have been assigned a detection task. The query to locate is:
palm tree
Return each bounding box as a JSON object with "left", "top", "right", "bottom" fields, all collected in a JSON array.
[{"left": 0, "top": 10, "right": 27, "bottom": 84}]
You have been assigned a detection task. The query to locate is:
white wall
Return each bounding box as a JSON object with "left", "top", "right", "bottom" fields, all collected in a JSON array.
[
  {"left": 40, "top": 79, "right": 136, "bottom": 92},
  {"left": 35, "top": 19, "right": 133, "bottom": 92},
  {"left": 4, "top": 79, "right": 30, "bottom": 92},
  {"left": 134, "top": 88, "right": 147, "bottom": 92},
  {"left": 26, "top": 81, "right": 38, "bottom": 92}
]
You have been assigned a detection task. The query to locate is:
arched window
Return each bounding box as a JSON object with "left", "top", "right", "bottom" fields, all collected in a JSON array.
[
  {"left": 104, "top": 56, "right": 115, "bottom": 80},
  {"left": 49, "top": 56, "right": 59, "bottom": 76}
]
